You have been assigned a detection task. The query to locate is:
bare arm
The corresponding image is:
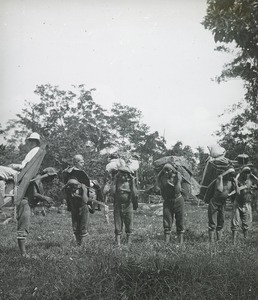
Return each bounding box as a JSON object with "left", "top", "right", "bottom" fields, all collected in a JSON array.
[
  {"left": 233, "top": 178, "right": 240, "bottom": 195},
  {"left": 81, "top": 184, "right": 89, "bottom": 204},
  {"left": 216, "top": 175, "right": 223, "bottom": 193},
  {"left": 34, "top": 192, "right": 53, "bottom": 204},
  {"left": 174, "top": 172, "right": 182, "bottom": 194}
]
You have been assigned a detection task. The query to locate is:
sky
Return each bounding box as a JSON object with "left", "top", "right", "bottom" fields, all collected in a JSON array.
[{"left": 0, "top": 0, "right": 244, "bottom": 152}]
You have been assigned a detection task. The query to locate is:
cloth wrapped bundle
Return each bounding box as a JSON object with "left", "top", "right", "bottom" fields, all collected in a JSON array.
[
  {"left": 199, "top": 155, "right": 233, "bottom": 203},
  {"left": 127, "top": 159, "right": 139, "bottom": 172},
  {"left": 106, "top": 158, "right": 126, "bottom": 173},
  {"left": 153, "top": 156, "right": 197, "bottom": 200},
  {"left": 153, "top": 156, "right": 192, "bottom": 182}
]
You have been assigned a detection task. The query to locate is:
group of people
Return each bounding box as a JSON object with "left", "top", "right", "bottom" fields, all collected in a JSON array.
[
  {"left": 207, "top": 165, "right": 257, "bottom": 244},
  {"left": 157, "top": 159, "right": 257, "bottom": 245},
  {"left": 0, "top": 132, "right": 257, "bottom": 257}
]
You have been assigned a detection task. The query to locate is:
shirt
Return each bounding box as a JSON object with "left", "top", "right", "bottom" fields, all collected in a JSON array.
[{"left": 20, "top": 147, "right": 40, "bottom": 169}]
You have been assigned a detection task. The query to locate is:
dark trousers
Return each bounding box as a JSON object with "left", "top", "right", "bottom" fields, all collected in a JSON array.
[
  {"left": 114, "top": 201, "right": 133, "bottom": 235},
  {"left": 71, "top": 200, "right": 89, "bottom": 237},
  {"left": 163, "top": 195, "right": 185, "bottom": 234},
  {"left": 208, "top": 199, "right": 225, "bottom": 231}
]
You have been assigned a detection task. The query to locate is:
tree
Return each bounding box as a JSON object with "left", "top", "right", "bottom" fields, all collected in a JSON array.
[
  {"left": 202, "top": 0, "right": 258, "bottom": 164},
  {"left": 2, "top": 84, "right": 168, "bottom": 183},
  {"left": 4, "top": 84, "right": 115, "bottom": 173},
  {"left": 110, "top": 103, "right": 166, "bottom": 162},
  {"left": 195, "top": 146, "right": 209, "bottom": 182},
  {"left": 166, "top": 141, "right": 197, "bottom": 173}
]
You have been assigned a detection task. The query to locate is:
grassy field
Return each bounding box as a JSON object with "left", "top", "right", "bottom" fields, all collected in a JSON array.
[{"left": 0, "top": 202, "right": 258, "bottom": 300}]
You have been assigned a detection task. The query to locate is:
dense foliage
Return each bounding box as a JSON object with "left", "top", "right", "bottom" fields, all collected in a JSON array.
[
  {"left": 0, "top": 84, "right": 207, "bottom": 190},
  {"left": 203, "top": 0, "right": 258, "bottom": 164}
]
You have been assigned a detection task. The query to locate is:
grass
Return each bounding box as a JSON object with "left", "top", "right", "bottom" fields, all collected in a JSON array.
[{"left": 0, "top": 202, "right": 258, "bottom": 300}]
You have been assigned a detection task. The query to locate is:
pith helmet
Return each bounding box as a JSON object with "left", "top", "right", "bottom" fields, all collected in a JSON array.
[{"left": 27, "top": 132, "right": 40, "bottom": 141}]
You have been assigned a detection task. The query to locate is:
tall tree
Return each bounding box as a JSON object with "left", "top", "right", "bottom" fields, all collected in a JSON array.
[
  {"left": 4, "top": 84, "right": 115, "bottom": 170},
  {"left": 203, "top": 0, "right": 258, "bottom": 163},
  {"left": 110, "top": 103, "right": 166, "bottom": 162},
  {"left": 166, "top": 141, "right": 197, "bottom": 173}
]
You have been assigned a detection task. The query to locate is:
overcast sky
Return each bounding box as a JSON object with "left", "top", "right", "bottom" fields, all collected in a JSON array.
[{"left": 0, "top": 0, "right": 244, "bottom": 151}]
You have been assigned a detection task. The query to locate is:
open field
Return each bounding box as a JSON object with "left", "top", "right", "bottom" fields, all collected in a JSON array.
[{"left": 0, "top": 202, "right": 258, "bottom": 300}]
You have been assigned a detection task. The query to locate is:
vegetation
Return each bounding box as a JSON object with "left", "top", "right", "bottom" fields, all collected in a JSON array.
[
  {"left": 1, "top": 1, "right": 258, "bottom": 299},
  {"left": 0, "top": 83, "right": 205, "bottom": 191},
  {"left": 0, "top": 203, "right": 257, "bottom": 300},
  {"left": 203, "top": 0, "right": 258, "bottom": 163}
]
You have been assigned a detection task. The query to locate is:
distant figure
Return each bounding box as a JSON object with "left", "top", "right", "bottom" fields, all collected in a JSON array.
[
  {"left": 158, "top": 163, "right": 184, "bottom": 244},
  {"left": 62, "top": 154, "right": 91, "bottom": 245},
  {"left": 208, "top": 168, "right": 236, "bottom": 243},
  {"left": 111, "top": 166, "right": 138, "bottom": 246},
  {"left": 17, "top": 167, "right": 57, "bottom": 258},
  {"left": 0, "top": 132, "right": 41, "bottom": 208},
  {"left": 63, "top": 177, "right": 90, "bottom": 246},
  {"left": 231, "top": 167, "right": 258, "bottom": 244}
]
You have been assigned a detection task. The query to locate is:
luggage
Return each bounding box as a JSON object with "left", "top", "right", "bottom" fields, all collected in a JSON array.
[
  {"left": 127, "top": 159, "right": 139, "bottom": 172},
  {"left": 153, "top": 156, "right": 192, "bottom": 183},
  {"left": 106, "top": 158, "right": 126, "bottom": 173},
  {"left": 153, "top": 156, "right": 194, "bottom": 200},
  {"left": 207, "top": 144, "right": 226, "bottom": 158},
  {"left": 199, "top": 155, "right": 233, "bottom": 203}
]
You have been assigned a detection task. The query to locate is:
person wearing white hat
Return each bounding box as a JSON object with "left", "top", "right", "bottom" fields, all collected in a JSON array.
[
  {"left": 16, "top": 167, "right": 57, "bottom": 257},
  {"left": 0, "top": 133, "right": 41, "bottom": 208}
]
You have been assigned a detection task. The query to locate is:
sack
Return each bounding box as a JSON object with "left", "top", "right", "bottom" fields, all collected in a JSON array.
[
  {"left": 199, "top": 156, "right": 233, "bottom": 203},
  {"left": 128, "top": 159, "right": 139, "bottom": 172},
  {"left": 207, "top": 145, "right": 226, "bottom": 158},
  {"left": 153, "top": 156, "right": 192, "bottom": 183},
  {"left": 153, "top": 156, "right": 193, "bottom": 200},
  {"left": 106, "top": 159, "right": 126, "bottom": 173}
]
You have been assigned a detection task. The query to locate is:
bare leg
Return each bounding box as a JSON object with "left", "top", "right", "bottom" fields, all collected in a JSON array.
[{"left": 18, "top": 238, "right": 30, "bottom": 258}]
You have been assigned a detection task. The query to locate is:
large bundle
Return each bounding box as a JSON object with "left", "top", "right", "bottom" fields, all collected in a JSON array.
[
  {"left": 199, "top": 147, "right": 233, "bottom": 203},
  {"left": 153, "top": 156, "right": 197, "bottom": 199},
  {"left": 106, "top": 158, "right": 126, "bottom": 174},
  {"left": 153, "top": 156, "right": 192, "bottom": 181},
  {"left": 106, "top": 154, "right": 140, "bottom": 175}
]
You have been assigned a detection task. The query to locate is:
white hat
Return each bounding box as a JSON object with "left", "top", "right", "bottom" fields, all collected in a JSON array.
[{"left": 27, "top": 132, "right": 40, "bottom": 141}]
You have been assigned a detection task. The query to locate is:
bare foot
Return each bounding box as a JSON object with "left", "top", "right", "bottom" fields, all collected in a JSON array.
[{"left": 21, "top": 253, "right": 30, "bottom": 258}]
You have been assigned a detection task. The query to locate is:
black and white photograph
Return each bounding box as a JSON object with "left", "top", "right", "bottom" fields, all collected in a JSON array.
[{"left": 0, "top": 0, "right": 257, "bottom": 299}]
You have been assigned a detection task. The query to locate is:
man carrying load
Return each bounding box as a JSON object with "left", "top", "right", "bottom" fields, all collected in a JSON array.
[
  {"left": 0, "top": 132, "right": 41, "bottom": 209},
  {"left": 17, "top": 167, "right": 57, "bottom": 257},
  {"left": 231, "top": 166, "right": 258, "bottom": 244},
  {"left": 208, "top": 168, "right": 236, "bottom": 243},
  {"left": 111, "top": 166, "right": 138, "bottom": 246},
  {"left": 158, "top": 163, "right": 185, "bottom": 244}
]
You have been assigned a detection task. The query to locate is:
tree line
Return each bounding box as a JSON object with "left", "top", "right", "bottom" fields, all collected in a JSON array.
[
  {"left": 1, "top": 0, "right": 257, "bottom": 190},
  {"left": 0, "top": 83, "right": 208, "bottom": 188}
]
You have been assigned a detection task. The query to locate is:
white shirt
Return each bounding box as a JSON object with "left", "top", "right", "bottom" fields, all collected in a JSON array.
[{"left": 20, "top": 147, "right": 40, "bottom": 169}]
